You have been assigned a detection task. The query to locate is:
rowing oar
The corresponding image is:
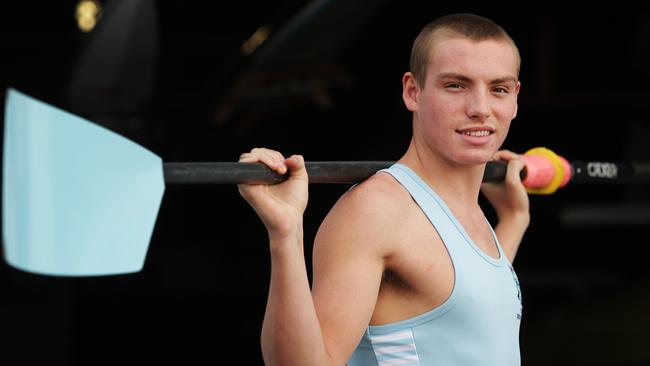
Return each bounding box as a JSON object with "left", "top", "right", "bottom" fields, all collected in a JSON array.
[
  {"left": 3, "top": 88, "right": 650, "bottom": 277},
  {"left": 163, "top": 157, "right": 650, "bottom": 188}
]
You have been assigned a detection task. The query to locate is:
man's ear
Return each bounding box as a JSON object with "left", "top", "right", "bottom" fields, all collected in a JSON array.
[
  {"left": 402, "top": 72, "right": 419, "bottom": 112},
  {"left": 512, "top": 81, "right": 521, "bottom": 119}
]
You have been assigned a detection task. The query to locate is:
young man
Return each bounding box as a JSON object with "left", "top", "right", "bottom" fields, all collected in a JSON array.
[{"left": 238, "top": 13, "right": 529, "bottom": 366}]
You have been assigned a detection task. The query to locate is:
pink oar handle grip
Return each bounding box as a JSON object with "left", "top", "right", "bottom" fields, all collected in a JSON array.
[
  {"left": 522, "top": 151, "right": 572, "bottom": 190},
  {"left": 522, "top": 154, "right": 555, "bottom": 188}
]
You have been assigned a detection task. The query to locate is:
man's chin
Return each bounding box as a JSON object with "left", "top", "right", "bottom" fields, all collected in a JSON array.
[{"left": 454, "top": 150, "right": 497, "bottom": 166}]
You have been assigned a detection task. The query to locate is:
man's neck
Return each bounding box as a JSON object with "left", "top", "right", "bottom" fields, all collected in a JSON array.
[{"left": 397, "top": 138, "right": 486, "bottom": 211}]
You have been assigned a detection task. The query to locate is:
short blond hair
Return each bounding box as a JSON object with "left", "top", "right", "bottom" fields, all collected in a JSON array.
[{"left": 410, "top": 13, "right": 521, "bottom": 88}]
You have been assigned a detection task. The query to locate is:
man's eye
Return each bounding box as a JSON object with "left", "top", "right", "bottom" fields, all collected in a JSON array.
[
  {"left": 493, "top": 87, "right": 509, "bottom": 93},
  {"left": 446, "top": 83, "right": 463, "bottom": 89}
]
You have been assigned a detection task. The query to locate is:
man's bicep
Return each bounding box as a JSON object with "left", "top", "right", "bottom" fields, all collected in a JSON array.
[{"left": 310, "top": 202, "right": 387, "bottom": 365}]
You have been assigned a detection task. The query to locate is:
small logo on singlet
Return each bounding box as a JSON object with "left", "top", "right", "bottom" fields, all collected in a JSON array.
[{"left": 509, "top": 265, "right": 523, "bottom": 320}]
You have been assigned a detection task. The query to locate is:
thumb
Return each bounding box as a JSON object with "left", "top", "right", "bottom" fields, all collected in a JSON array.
[
  {"left": 284, "top": 155, "right": 308, "bottom": 180},
  {"left": 506, "top": 155, "right": 526, "bottom": 186}
]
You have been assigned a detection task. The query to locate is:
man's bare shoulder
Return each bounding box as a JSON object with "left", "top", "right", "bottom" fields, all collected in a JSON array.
[
  {"left": 314, "top": 172, "right": 411, "bottom": 254},
  {"left": 345, "top": 172, "right": 410, "bottom": 213}
]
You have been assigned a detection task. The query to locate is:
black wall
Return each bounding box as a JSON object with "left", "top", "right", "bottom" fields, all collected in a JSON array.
[{"left": 1, "top": 1, "right": 650, "bottom": 365}]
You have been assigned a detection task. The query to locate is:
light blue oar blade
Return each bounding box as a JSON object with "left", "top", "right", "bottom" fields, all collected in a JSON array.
[{"left": 2, "top": 88, "right": 165, "bottom": 276}]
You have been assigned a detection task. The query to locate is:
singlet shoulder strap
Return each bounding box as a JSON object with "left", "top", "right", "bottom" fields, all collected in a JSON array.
[
  {"left": 380, "top": 163, "right": 507, "bottom": 265},
  {"left": 379, "top": 163, "right": 465, "bottom": 256}
]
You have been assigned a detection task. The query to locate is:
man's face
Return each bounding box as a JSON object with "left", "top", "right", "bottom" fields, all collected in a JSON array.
[{"left": 405, "top": 37, "right": 520, "bottom": 166}]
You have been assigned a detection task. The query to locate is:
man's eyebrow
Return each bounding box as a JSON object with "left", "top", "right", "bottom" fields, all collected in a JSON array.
[
  {"left": 490, "top": 77, "right": 518, "bottom": 85},
  {"left": 437, "top": 73, "right": 472, "bottom": 83},
  {"left": 436, "top": 73, "right": 517, "bottom": 85}
]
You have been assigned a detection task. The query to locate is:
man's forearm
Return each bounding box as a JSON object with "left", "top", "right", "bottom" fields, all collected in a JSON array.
[
  {"left": 494, "top": 213, "right": 530, "bottom": 263},
  {"left": 261, "top": 232, "right": 332, "bottom": 366}
]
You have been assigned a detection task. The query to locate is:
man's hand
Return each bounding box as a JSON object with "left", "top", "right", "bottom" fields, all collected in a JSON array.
[
  {"left": 481, "top": 150, "right": 530, "bottom": 262},
  {"left": 481, "top": 150, "right": 529, "bottom": 221},
  {"left": 238, "top": 148, "right": 309, "bottom": 242}
]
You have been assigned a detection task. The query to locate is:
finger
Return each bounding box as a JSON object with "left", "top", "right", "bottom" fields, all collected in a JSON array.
[
  {"left": 239, "top": 152, "right": 252, "bottom": 162},
  {"left": 284, "top": 155, "right": 308, "bottom": 179},
  {"left": 253, "top": 148, "right": 285, "bottom": 164},
  {"left": 506, "top": 155, "right": 526, "bottom": 185},
  {"left": 240, "top": 148, "right": 287, "bottom": 174},
  {"left": 492, "top": 149, "right": 518, "bottom": 162},
  {"left": 256, "top": 149, "right": 287, "bottom": 173},
  {"left": 251, "top": 147, "right": 285, "bottom": 159}
]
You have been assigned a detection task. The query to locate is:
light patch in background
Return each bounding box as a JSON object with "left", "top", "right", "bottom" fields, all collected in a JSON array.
[
  {"left": 241, "top": 26, "right": 271, "bottom": 55},
  {"left": 76, "top": 0, "right": 103, "bottom": 33}
]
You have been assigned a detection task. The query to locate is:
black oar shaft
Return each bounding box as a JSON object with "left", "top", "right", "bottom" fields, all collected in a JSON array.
[
  {"left": 570, "top": 161, "right": 650, "bottom": 184},
  {"left": 163, "top": 161, "right": 511, "bottom": 185},
  {"left": 163, "top": 161, "right": 650, "bottom": 185}
]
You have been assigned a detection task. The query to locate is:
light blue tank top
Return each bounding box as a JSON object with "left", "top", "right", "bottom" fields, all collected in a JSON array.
[{"left": 348, "top": 163, "right": 522, "bottom": 366}]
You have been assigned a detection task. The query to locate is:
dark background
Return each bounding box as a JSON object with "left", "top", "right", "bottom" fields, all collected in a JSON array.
[{"left": 1, "top": 1, "right": 650, "bottom": 365}]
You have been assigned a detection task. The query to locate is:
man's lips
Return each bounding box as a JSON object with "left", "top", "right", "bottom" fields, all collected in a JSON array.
[
  {"left": 454, "top": 127, "right": 496, "bottom": 146},
  {"left": 455, "top": 127, "right": 495, "bottom": 137}
]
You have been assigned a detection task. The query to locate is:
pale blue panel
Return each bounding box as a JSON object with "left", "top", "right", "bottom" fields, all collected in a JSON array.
[{"left": 2, "top": 88, "right": 165, "bottom": 276}]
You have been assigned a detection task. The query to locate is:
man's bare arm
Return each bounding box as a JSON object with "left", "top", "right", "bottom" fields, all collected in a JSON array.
[
  {"left": 481, "top": 150, "right": 530, "bottom": 262},
  {"left": 239, "top": 148, "right": 388, "bottom": 366}
]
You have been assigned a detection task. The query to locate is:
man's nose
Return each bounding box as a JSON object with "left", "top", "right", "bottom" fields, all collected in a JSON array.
[{"left": 466, "top": 89, "right": 491, "bottom": 120}]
